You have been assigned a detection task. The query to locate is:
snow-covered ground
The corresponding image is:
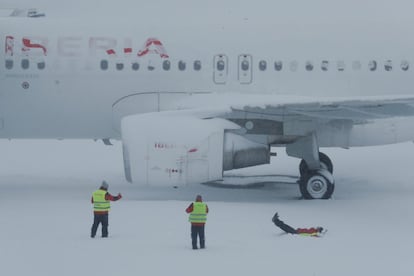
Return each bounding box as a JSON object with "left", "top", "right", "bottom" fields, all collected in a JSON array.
[{"left": 0, "top": 139, "right": 413, "bottom": 276}]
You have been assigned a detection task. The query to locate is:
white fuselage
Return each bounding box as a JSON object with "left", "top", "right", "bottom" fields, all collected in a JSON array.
[{"left": 1, "top": 17, "right": 414, "bottom": 139}]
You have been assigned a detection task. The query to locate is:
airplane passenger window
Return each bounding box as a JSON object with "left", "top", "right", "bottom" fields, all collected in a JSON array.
[
  {"left": 5, "top": 59, "right": 13, "bottom": 70},
  {"left": 132, "top": 62, "right": 140, "bottom": 71},
  {"left": 401, "top": 60, "right": 409, "bottom": 71},
  {"left": 368, "top": 60, "right": 377, "bottom": 71},
  {"left": 178, "top": 60, "right": 186, "bottom": 71},
  {"left": 337, "top": 61, "right": 345, "bottom": 71},
  {"left": 305, "top": 61, "right": 314, "bottom": 71},
  {"left": 193, "top": 60, "right": 202, "bottom": 71},
  {"left": 100, "top": 60, "right": 108, "bottom": 70},
  {"left": 116, "top": 63, "right": 124, "bottom": 71},
  {"left": 163, "top": 60, "right": 171, "bottom": 71},
  {"left": 274, "top": 61, "right": 283, "bottom": 71},
  {"left": 241, "top": 60, "right": 249, "bottom": 71},
  {"left": 37, "top": 62, "right": 45, "bottom": 70},
  {"left": 217, "top": 60, "right": 225, "bottom": 71},
  {"left": 259, "top": 60, "right": 267, "bottom": 71},
  {"left": 352, "top": 61, "right": 362, "bottom": 70},
  {"left": 21, "top": 59, "right": 29, "bottom": 70},
  {"left": 321, "top": 60, "right": 329, "bottom": 71},
  {"left": 290, "top": 61, "right": 298, "bottom": 72},
  {"left": 384, "top": 60, "right": 392, "bottom": 71}
]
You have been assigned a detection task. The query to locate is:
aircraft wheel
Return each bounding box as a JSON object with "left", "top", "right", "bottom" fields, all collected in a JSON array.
[
  {"left": 299, "top": 169, "right": 335, "bottom": 199},
  {"left": 299, "top": 152, "right": 333, "bottom": 176}
]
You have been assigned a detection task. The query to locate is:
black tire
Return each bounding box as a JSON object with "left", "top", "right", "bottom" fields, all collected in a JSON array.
[
  {"left": 299, "top": 170, "right": 335, "bottom": 199},
  {"left": 299, "top": 152, "right": 333, "bottom": 176}
]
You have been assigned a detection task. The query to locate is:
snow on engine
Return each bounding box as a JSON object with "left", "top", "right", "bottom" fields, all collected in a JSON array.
[{"left": 121, "top": 113, "right": 270, "bottom": 187}]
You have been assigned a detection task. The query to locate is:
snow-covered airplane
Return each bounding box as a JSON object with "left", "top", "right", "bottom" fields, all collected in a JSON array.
[{"left": 1, "top": 8, "right": 414, "bottom": 199}]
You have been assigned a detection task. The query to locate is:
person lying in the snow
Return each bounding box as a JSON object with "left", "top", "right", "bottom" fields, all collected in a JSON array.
[{"left": 272, "top": 212, "right": 325, "bottom": 236}]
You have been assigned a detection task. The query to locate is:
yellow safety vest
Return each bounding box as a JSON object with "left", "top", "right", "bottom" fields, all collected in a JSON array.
[
  {"left": 93, "top": 189, "right": 110, "bottom": 212},
  {"left": 189, "top": 202, "right": 207, "bottom": 223}
]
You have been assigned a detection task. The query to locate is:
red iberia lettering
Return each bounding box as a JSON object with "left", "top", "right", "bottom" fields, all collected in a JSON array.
[
  {"left": 5, "top": 36, "right": 14, "bottom": 56},
  {"left": 138, "top": 38, "right": 169, "bottom": 58},
  {"left": 22, "top": 37, "right": 48, "bottom": 56}
]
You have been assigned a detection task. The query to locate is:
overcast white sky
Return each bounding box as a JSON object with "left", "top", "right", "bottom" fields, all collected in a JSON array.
[
  {"left": 2, "top": 0, "right": 413, "bottom": 47},
  {"left": 2, "top": 0, "right": 414, "bottom": 24}
]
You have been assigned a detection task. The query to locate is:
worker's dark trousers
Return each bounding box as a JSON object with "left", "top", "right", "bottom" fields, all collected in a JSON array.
[
  {"left": 191, "top": 225, "right": 205, "bottom": 249},
  {"left": 91, "top": 214, "right": 109, "bottom": 237},
  {"left": 273, "top": 218, "right": 297, "bottom": 234}
]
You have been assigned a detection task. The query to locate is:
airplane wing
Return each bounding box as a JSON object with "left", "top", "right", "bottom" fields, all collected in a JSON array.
[
  {"left": 220, "top": 97, "right": 414, "bottom": 148},
  {"left": 120, "top": 93, "right": 414, "bottom": 199},
  {"left": 182, "top": 94, "right": 414, "bottom": 148},
  {"left": 239, "top": 97, "right": 414, "bottom": 120}
]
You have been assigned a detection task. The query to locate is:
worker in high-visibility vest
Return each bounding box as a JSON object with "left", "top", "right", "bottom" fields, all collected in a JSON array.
[
  {"left": 185, "top": 194, "right": 209, "bottom": 249},
  {"left": 91, "top": 181, "right": 122, "bottom": 238}
]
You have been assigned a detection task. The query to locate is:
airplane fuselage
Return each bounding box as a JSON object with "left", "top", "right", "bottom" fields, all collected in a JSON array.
[{"left": 1, "top": 18, "right": 414, "bottom": 139}]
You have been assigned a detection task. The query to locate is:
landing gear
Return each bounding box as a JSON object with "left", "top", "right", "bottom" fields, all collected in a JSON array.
[
  {"left": 299, "top": 169, "right": 335, "bottom": 199},
  {"left": 286, "top": 135, "right": 335, "bottom": 199},
  {"left": 299, "top": 152, "right": 333, "bottom": 175},
  {"left": 298, "top": 152, "right": 334, "bottom": 199}
]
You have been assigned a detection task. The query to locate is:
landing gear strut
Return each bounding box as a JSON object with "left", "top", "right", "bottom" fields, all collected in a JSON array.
[
  {"left": 286, "top": 135, "right": 335, "bottom": 199},
  {"left": 299, "top": 152, "right": 333, "bottom": 175}
]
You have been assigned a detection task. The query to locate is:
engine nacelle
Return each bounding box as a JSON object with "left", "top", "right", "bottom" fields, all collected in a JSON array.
[{"left": 121, "top": 113, "right": 269, "bottom": 187}]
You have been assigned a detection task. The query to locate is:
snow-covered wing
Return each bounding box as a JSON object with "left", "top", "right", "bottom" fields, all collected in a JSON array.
[
  {"left": 174, "top": 93, "right": 414, "bottom": 120},
  {"left": 234, "top": 97, "right": 414, "bottom": 121},
  {"left": 171, "top": 94, "right": 414, "bottom": 148}
]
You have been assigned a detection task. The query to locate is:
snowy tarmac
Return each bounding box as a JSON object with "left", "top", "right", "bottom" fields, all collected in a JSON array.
[{"left": 0, "top": 140, "right": 413, "bottom": 276}]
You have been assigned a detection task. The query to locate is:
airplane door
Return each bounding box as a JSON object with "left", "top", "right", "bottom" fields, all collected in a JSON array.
[
  {"left": 213, "top": 54, "right": 228, "bottom": 84},
  {"left": 238, "top": 54, "right": 252, "bottom": 84}
]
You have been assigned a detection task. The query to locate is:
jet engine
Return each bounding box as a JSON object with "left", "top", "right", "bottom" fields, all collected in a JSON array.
[{"left": 121, "top": 113, "right": 270, "bottom": 187}]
